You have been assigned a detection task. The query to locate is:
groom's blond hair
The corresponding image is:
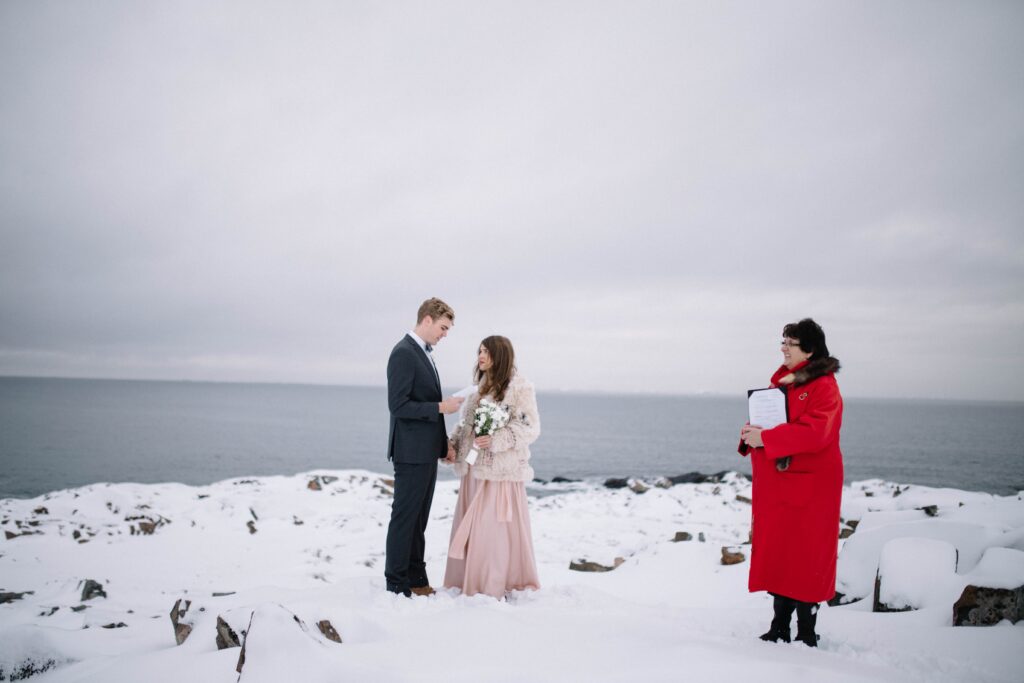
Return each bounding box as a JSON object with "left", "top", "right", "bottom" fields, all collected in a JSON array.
[{"left": 417, "top": 297, "right": 455, "bottom": 324}]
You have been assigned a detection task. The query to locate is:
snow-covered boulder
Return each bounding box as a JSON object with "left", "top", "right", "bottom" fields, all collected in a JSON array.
[
  {"left": 836, "top": 520, "right": 994, "bottom": 602},
  {"left": 0, "top": 626, "right": 74, "bottom": 681},
  {"left": 873, "top": 537, "right": 959, "bottom": 612},
  {"left": 235, "top": 604, "right": 341, "bottom": 683}
]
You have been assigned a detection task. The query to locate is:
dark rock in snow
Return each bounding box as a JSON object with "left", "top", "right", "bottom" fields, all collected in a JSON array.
[
  {"left": 569, "top": 557, "right": 625, "bottom": 572},
  {"left": 603, "top": 478, "right": 629, "bottom": 489},
  {"left": 0, "top": 590, "right": 33, "bottom": 604},
  {"left": 317, "top": 620, "right": 342, "bottom": 643},
  {"left": 672, "top": 532, "right": 693, "bottom": 542},
  {"left": 170, "top": 598, "right": 195, "bottom": 645},
  {"left": 216, "top": 616, "right": 242, "bottom": 649},
  {"left": 720, "top": 547, "right": 745, "bottom": 565},
  {"left": 80, "top": 580, "right": 107, "bottom": 601},
  {"left": 953, "top": 584, "right": 1024, "bottom": 626}
]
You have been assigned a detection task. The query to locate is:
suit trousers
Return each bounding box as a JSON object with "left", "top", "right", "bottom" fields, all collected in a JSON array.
[{"left": 384, "top": 459, "right": 438, "bottom": 591}]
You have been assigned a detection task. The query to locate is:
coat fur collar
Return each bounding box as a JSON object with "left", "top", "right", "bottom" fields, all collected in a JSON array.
[{"left": 789, "top": 356, "right": 841, "bottom": 386}]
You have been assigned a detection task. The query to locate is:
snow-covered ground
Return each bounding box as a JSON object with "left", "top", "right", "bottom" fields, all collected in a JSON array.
[{"left": 1, "top": 471, "right": 1022, "bottom": 682}]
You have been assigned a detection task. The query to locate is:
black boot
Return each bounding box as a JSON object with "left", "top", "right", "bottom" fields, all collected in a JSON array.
[
  {"left": 760, "top": 594, "right": 795, "bottom": 643},
  {"left": 795, "top": 601, "right": 820, "bottom": 647}
]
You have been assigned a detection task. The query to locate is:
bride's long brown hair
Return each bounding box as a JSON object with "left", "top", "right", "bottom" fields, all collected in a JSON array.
[{"left": 474, "top": 336, "right": 515, "bottom": 402}]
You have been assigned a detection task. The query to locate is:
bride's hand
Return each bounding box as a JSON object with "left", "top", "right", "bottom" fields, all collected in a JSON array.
[
  {"left": 444, "top": 445, "right": 456, "bottom": 463},
  {"left": 473, "top": 435, "right": 492, "bottom": 449}
]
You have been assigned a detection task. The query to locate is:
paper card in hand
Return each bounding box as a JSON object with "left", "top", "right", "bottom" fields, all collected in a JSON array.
[{"left": 747, "top": 387, "right": 788, "bottom": 430}]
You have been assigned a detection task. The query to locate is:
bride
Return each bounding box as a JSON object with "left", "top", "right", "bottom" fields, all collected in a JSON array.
[{"left": 443, "top": 335, "right": 541, "bottom": 598}]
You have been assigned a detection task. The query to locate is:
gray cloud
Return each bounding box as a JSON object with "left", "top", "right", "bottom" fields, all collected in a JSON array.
[{"left": 1, "top": 1, "right": 1022, "bottom": 399}]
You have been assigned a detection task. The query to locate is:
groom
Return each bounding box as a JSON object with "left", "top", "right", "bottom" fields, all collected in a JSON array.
[{"left": 384, "top": 297, "right": 464, "bottom": 597}]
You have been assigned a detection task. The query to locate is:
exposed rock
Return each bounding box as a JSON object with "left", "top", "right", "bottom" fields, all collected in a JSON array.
[
  {"left": 40, "top": 606, "right": 59, "bottom": 616},
  {"left": 216, "top": 615, "right": 242, "bottom": 649},
  {"left": 569, "top": 557, "right": 624, "bottom": 572},
  {"left": 307, "top": 475, "right": 339, "bottom": 492},
  {"left": 668, "top": 470, "right": 745, "bottom": 485},
  {"left": 735, "top": 494, "right": 753, "bottom": 504},
  {"left": 246, "top": 521, "right": 257, "bottom": 534},
  {"left": 71, "top": 604, "right": 89, "bottom": 612},
  {"left": 721, "top": 547, "right": 745, "bottom": 565},
  {"left": 80, "top": 580, "right": 107, "bottom": 601},
  {"left": 236, "top": 611, "right": 255, "bottom": 674},
  {"left": 101, "top": 622, "right": 128, "bottom": 629},
  {"left": 1, "top": 590, "right": 34, "bottom": 604},
  {"left": 672, "top": 532, "right": 693, "bottom": 542},
  {"left": 698, "top": 532, "right": 706, "bottom": 543},
  {"left": 33, "top": 507, "right": 49, "bottom": 515},
  {"left": 170, "top": 598, "right": 195, "bottom": 645},
  {"left": 317, "top": 620, "right": 342, "bottom": 643},
  {"left": 212, "top": 591, "right": 236, "bottom": 597},
  {"left": 917, "top": 505, "right": 939, "bottom": 517},
  {"left": 669, "top": 472, "right": 711, "bottom": 485},
  {"left": 379, "top": 478, "right": 395, "bottom": 488},
  {"left": 249, "top": 508, "right": 258, "bottom": 521},
  {"left": 125, "top": 513, "right": 170, "bottom": 535},
  {"left": 603, "top": 478, "right": 629, "bottom": 489},
  {"left": 0, "top": 657, "right": 60, "bottom": 680},
  {"left": 551, "top": 476, "right": 581, "bottom": 484},
  {"left": 653, "top": 477, "right": 674, "bottom": 489},
  {"left": 847, "top": 519, "right": 860, "bottom": 530},
  {"left": 5, "top": 530, "right": 41, "bottom": 540},
  {"left": 628, "top": 480, "right": 649, "bottom": 495},
  {"left": 953, "top": 585, "right": 1024, "bottom": 626},
  {"left": 839, "top": 527, "right": 855, "bottom": 539},
  {"left": 292, "top": 516, "right": 304, "bottom": 526}
]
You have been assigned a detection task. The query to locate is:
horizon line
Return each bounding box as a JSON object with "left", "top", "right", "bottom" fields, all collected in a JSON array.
[{"left": 1, "top": 373, "right": 1021, "bottom": 405}]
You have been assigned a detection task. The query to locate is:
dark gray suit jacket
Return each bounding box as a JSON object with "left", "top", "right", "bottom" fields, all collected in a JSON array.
[{"left": 387, "top": 334, "right": 448, "bottom": 463}]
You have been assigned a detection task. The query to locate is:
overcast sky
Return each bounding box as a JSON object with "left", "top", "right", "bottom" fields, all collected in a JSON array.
[{"left": 1, "top": 1, "right": 1022, "bottom": 401}]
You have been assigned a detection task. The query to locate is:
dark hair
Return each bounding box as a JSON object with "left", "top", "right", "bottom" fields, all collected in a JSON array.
[
  {"left": 474, "top": 336, "right": 515, "bottom": 402},
  {"left": 782, "top": 318, "right": 830, "bottom": 360}
]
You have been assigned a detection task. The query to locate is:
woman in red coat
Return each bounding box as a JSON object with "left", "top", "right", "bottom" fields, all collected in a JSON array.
[{"left": 739, "top": 318, "right": 843, "bottom": 647}]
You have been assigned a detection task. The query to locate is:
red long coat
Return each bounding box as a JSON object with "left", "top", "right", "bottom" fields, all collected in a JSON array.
[{"left": 739, "top": 361, "right": 844, "bottom": 603}]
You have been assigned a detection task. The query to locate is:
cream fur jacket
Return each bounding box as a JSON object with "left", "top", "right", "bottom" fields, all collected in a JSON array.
[{"left": 449, "top": 373, "right": 540, "bottom": 482}]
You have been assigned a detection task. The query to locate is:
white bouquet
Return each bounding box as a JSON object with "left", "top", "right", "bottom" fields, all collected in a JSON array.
[{"left": 464, "top": 397, "right": 511, "bottom": 466}]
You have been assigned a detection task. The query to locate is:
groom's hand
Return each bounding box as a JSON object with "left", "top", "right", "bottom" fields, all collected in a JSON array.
[{"left": 439, "top": 396, "right": 465, "bottom": 414}]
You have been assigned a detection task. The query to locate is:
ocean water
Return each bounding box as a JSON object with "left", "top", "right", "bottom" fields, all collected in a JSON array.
[{"left": 1, "top": 377, "right": 1022, "bottom": 499}]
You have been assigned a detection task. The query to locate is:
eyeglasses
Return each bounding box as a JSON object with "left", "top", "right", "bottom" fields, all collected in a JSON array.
[{"left": 780, "top": 340, "right": 801, "bottom": 348}]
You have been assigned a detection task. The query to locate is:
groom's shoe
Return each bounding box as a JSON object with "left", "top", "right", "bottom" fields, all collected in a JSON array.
[
  {"left": 410, "top": 586, "right": 436, "bottom": 597},
  {"left": 386, "top": 584, "right": 412, "bottom": 598}
]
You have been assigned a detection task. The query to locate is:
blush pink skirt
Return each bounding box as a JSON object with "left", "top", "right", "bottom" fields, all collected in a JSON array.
[{"left": 444, "top": 471, "right": 540, "bottom": 598}]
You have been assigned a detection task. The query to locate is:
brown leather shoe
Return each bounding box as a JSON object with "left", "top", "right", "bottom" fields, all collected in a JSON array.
[{"left": 410, "top": 586, "right": 436, "bottom": 597}]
